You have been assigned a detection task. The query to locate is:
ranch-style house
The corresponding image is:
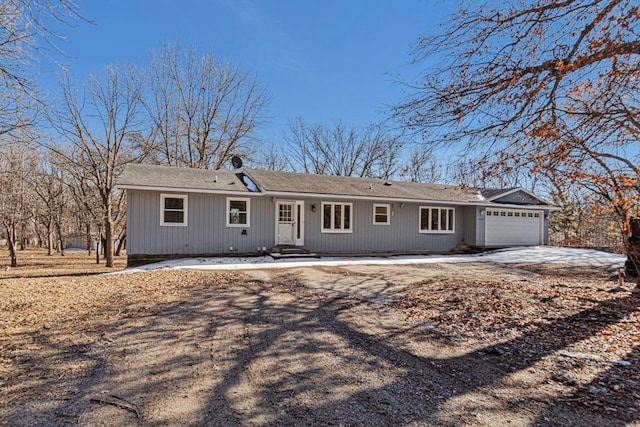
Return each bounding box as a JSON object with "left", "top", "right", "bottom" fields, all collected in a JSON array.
[{"left": 117, "top": 164, "right": 553, "bottom": 266}]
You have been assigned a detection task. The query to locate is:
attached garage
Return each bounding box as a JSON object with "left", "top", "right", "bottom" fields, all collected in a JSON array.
[{"left": 485, "top": 208, "right": 543, "bottom": 246}]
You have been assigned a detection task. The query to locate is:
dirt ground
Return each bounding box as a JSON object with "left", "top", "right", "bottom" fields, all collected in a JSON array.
[{"left": 1, "top": 249, "right": 639, "bottom": 426}]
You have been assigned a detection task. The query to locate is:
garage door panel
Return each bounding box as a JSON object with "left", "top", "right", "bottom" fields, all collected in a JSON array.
[{"left": 485, "top": 209, "right": 542, "bottom": 246}]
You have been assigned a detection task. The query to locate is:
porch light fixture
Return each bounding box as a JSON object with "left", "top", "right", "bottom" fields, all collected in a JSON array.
[{"left": 311, "top": 204, "right": 316, "bottom": 212}]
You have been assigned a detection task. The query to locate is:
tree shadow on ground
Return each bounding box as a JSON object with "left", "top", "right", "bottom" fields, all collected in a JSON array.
[{"left": 1, "top": 279, "right": 638, "bottom": 426}]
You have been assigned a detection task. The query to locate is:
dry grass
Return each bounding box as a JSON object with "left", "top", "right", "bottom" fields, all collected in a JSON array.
[{"left": 0, "top": 247, "right": 127, "bottom": 279}]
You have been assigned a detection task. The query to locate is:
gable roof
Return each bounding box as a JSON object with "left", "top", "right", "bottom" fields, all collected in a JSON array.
[
  {"left": 116, "top": 164, "right": 552, "bottom": 208},
  {"left": 480, "top": 187, "right": 550, "bottom": 205},
  {"left": 246, "top": 169, "right": 483, "bottom": 203},
  {"left": 117, "top": 164, "right": 253, "bottom": 194}
]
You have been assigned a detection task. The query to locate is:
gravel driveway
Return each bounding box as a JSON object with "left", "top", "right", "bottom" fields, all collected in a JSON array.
[{"left": 1, "top": 254, "right": 638, "bottom": 426}]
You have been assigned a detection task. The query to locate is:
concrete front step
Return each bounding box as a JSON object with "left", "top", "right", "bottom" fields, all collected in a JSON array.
[
  {"left": 270, "top": 246, "right": 311, "bottom": 255},
  {"left": 269, "top": 246, "right": 318, "bottom": 259}
]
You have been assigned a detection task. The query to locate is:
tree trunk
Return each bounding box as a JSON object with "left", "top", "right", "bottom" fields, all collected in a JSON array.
[
  {"left": 104, "top": 209, "right": 114, "bottom": 268},
  {"left": 5, "top": 224, "right": 17, "bottom": 267},
  {"left": 625, "top": 218, "right": 640, "bottom": 291},
  {"left": 55, "top": 221, "right": 65, "bottom": 257},
  {"left": 47, "top": 226, "right": 53, "bottom": 256},
  {"left": 86, "top": 223, "right": 92, "bottom": 255},
  {"left": 115, "top": 230, "right": 126, "bottom": 256},
  {"left": 34, "top": 225, "right": 43, "bottom": 249}
]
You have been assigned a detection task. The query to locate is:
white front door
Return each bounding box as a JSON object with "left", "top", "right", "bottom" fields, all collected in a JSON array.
[{"left": 275, "top": 200, "right": 304, "bottom": 246}]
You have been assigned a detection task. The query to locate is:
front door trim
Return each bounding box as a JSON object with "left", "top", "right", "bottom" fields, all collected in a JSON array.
[{"left": 275, "top": 200, "right": 304, "bottom": 246}]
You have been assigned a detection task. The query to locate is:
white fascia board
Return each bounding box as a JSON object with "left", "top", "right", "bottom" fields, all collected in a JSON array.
[
  {"left": 480, "top": 203, "right": 559, "bottom": 211},
  {"left": 116, "top": 184, "right": 253, "bottom": 196},
  {"left": 116, "top": 185, "right": 558, "bottom": 210},
  {"left": 261, "top": 190, "right": 556, "bottom": 209}
]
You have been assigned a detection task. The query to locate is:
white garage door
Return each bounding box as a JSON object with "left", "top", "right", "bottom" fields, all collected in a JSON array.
[{"left": 485, "top": 209, "right": 543, "bottom": 246}]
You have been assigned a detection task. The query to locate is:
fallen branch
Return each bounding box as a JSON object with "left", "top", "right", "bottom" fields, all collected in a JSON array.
[
  {"left": 90, "top": 395, "right": 140, "bottom": 419},
  {"left": 557, "top": 350, "right": 603, "bottom": 361}
]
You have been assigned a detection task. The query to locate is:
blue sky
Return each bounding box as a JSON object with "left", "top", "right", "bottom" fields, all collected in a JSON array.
[{"left": 40, "top": 0, "right": 452, "bottom": 142}]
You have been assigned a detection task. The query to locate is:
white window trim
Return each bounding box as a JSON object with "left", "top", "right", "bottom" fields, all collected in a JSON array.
[
  {"left": 321, "top": 202, "right": 353, "bottom": 233},
  {"left": 373, "top": 203, "right": 390, "bottom": 225},
  {"left": 160, "top": 194, "right": 188, "bottom": 227},
  {"left": 419, "top": 206, "right": 455, "bottom": 234},
  {"left": 226, "top": 197, "right": 251, "bottom": 227}
]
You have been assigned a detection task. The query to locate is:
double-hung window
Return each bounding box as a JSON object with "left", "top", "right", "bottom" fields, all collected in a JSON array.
[
  {"left": 419, "top": 206, "right": 455, "bottom": 233},
  {"left": 322, "top": 202, "right": 352, "bottom": 233},
  {"left": 160, "top": 194, "right": 188, "bottom": 226},
  {"left": 373, "top": 204, "right": 390, "bottom": 225},
  {"left": 227, "top": 197, "right": 250, "bottom": 227}
]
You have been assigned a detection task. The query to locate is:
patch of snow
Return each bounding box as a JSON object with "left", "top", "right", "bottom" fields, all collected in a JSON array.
[{"left": 116, "top": 246, "right": 625, "bottom": 274}]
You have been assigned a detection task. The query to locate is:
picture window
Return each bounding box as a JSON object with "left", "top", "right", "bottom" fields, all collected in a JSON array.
[
  {"left": 322, "top": 202, "right": 352, "bottom": 233},
  {"left": 420, "top": 207, "right": 455, "bottom": 233}
]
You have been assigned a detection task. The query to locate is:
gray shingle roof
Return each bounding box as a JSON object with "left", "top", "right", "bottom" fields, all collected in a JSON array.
[
  {"left": 479, "top": 187, "right": 549, "bottom": 205},
  {"left": 479, "top": 188, "right": 517, "bottom": 200},
  {"left": 246, "top": 169, "right": 483, "bottom": 203},
  {"left": 117, "top": 164, "right": 251, "bottom": 193},
  {"left": 117, "top": 164, "right": 553, "bottom": 206}
]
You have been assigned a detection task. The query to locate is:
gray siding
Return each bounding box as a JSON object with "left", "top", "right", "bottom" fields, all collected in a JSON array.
[
  {"left": 127, "top": 190, "right": 551, "bottom": 257},
  {"left": 544, "top": 214, "right": 549, "bottom": 245},
  {"left": 300, "top": 198, "right": 463, "bottom": 253},
  {"left": 127, "top": 190, "right": 274, "bottom": 256},
  {"left": 127, "top": 191, "right": 470, "bottom": 255},
  {"left": 476, "top": 206, "right": 486, "bottom": 246},
  {"left": 462, "top": 206, "right": 478, "bottom": 246}
]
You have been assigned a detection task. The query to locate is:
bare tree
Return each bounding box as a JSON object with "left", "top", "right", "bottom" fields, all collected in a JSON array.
[
  {"left": 285, "top": 118, "right": 404, "bottom": 178},
  {"left": 48, "top": 65, "right": 147, "bottom": 267},
  {"left": 143, "top": 42, "right": 269, "bottom": 169},
  {"left": 394, "top": 0, "right": 640, "bottom": 279},
  {"left": 400, "top": 146, "right": 443, "bottom": 183},
  {"left": 32, "top": 153, "right": 70, "bottom": 255},
  {"left": 250, "top": 140, "right": 289, "bottom": 171},
  {"left": 0, "top": 137, "right": 37, "bottom": 266},
  {"left": 0, "top": 0, "right": 83, "bottom": 135}
]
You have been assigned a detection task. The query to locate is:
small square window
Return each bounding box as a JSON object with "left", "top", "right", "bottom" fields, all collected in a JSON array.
[
  {"left": 161, "top": 194, "right": 188, "bottom": 226},
  {"left": 373, "top": 204, "right": 390, "bottom": 225},
  {"left": 227, "top": 198, "right": 250, "bottom": 227}
]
